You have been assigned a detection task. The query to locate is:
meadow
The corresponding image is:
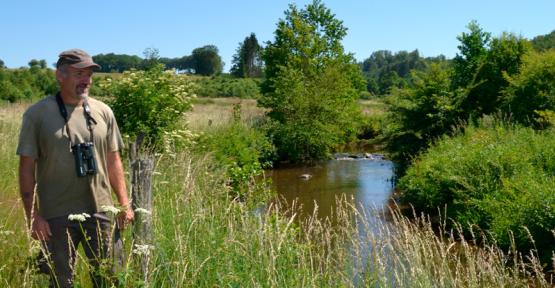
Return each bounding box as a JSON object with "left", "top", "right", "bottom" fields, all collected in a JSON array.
[{"left": 0, "top": 99, "right": 551, "bottom": 287}]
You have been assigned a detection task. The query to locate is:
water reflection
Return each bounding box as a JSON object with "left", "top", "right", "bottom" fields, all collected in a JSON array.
[{"left": 265, "top": 158, "right": 395, "bottom": 223}]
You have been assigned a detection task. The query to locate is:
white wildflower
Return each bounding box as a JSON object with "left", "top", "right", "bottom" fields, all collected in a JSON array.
[
  {"left": 132, "top": 244, "right": 154, "bottom": 256},
  {"left": 100, "top": 205, "right": 121, "bottom": 215},
  {"left": 134, "top": 208, "right": 152, "bottom": 215},
  {"left": 0, "top": 230, "right": 14, "bottom": 236},
  {"left": 68, "top": 213, "right": 91, "bottom": 222}
]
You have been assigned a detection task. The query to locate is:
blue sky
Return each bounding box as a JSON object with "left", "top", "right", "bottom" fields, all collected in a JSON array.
[{"left": 1, "top": 0, "right": 554, "bottom": 71}]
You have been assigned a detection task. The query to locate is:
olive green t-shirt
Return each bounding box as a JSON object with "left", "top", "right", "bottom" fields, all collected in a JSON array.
[{"left": 17, "top": 95, "right": 124, "bottom": 220}]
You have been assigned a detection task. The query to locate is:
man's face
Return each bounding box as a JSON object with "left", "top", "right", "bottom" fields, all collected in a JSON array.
[{"left": 57, "top": 66, "right": 93, "bottom": 100}]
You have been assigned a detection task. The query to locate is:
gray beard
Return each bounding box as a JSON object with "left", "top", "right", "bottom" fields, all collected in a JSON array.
[{"left": 74, "top": 91, "right": 88, "bottom": 100}]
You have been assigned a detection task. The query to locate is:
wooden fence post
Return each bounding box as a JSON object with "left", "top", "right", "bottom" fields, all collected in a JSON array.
[{"left": 129, "top": 140, "right": 154, "bottom": 283}]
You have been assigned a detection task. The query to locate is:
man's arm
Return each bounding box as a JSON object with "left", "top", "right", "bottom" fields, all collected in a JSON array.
[
  {"left": 106, "top": 151, "right": 134, "bottom": 228},
  {"left": 19, "top": 155, "right": 51, "bottom": 241}
]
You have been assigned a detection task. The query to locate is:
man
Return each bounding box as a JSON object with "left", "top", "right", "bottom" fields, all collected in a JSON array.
[{"left": 17, "top": 49, "right": 134, "bottom": 287}]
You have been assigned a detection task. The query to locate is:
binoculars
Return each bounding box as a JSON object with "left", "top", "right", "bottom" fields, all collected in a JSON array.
[{"left": 72, "top": 142, "right": 97, "bottom": 177}]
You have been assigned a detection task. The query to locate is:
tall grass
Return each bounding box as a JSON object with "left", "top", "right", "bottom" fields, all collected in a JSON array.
[
  {"left": 0, "top": 103, "right": 50, "bottom": 286},
  {"left": 186, "top": 98, "right": 265, "bottom": 132},
  {"left": 0, "top": 102, "right": 552, "bottom": 287}
]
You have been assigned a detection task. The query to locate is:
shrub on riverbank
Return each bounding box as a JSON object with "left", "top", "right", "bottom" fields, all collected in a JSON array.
[
  {"left": 398, "top": 117, "right": 555, "bottom": 264},
  {"left": 194, "top": 114, "right": 276, "bottom": 202}
]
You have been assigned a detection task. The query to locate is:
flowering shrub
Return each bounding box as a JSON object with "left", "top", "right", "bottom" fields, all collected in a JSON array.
[{"left": 100, "top": 64, "right": 196, "bottom": 151}]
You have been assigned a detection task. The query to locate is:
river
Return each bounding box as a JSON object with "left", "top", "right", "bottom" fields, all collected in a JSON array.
[{"left": 265, "top": 155, "right": 395, "bottom": 225}]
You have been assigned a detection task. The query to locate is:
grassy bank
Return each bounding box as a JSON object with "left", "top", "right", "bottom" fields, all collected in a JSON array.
[
  {"left": 0, "top": 102, "right": 551, "bottom": 287},
  {"left": 399, "top": 117, "right": 555, "bottom": 267}
]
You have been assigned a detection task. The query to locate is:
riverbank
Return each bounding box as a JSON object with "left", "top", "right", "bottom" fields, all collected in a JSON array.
[{"left": 398, "top": 120, "right": 555, "bottom": 269}]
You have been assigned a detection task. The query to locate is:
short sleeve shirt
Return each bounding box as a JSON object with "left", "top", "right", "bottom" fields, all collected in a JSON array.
[{"left": 17, "top": 95, "right": 124, "bottom": 219}]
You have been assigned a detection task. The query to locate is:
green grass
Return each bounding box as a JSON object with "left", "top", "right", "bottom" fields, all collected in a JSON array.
[
  {"left": 359, "top": 99, "right": 387, "bottom": 117},
  {"left": 0, "top": 102, "right": 552, "bottom": 287},
  {"left": 186, "top": 98, "right": 265, "bottom": 132}
]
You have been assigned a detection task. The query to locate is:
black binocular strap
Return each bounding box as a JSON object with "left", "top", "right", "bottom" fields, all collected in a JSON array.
[{"left": 55, "top": 93, "right": 97, "bottom": 145}]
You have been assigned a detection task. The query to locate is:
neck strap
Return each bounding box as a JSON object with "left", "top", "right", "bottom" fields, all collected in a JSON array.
[{"left": 55, "top": 93, "right": 96, "bottom": 145}]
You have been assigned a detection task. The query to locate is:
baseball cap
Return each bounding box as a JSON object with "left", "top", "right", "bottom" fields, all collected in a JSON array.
[{"left": 56, "top": 49, "right": 101, "bottom": 70}]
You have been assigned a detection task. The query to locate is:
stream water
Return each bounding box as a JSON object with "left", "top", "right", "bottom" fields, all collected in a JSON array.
[{"left": 265, "top": 156, "right": 395, "bottom": 224}]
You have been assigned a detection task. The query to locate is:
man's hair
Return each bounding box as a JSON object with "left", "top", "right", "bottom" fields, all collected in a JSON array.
[{"left": 57, "top": 64, "right": 69, "bottom": 75}]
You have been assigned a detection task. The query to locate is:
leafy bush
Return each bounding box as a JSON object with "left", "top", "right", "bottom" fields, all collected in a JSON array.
[
  {"left": 384, "top": 64, "right": 461, "bottom": 172},
  {"left": 0, "top": 67, "right": 57, "bottom": 102},
  {"left": 0, "top": 80, "right": 25, "bottom": 102},
  {"left": 398, "top": 118, "right": 555, "bottom": 264},
  {"left": 195, "top": 116, "right": 275, "bottom": 202},
  {"left": 357, "top": 113, "right": 383, "bottom": 140},
  {"left": 100, "top": 65, "right": 196, "bottom": 150}
]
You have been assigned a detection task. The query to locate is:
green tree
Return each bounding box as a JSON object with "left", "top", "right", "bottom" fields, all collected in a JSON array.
[
  {"left": 191, "top": 45, "right": 223, "bottom": 76},
  {"left": 474, "top": 33, "right": 531, "bottom": 114},
  {"left": 531, "top": 29, "right": 555, "bottom": 52},
  {"left": 0, "top": 79, "right": 25, "bottom": 102},
  {"left": 502, "top": 50, "right": 555, "bottom": 125},
  {"left": 261, "top": 0, "right": 365, "bottom": 161},
  {"left": 93, "top": 53, "right": 142, "bottom": 72},
  {"left": 385, "top": 23, "right": 530, "bottom": 173},
  {"left": 28, "top": 59, "right": 47, "bottom": 69},
  {"left": 231, "top": 33, "right": 264, "bottom": 78},
  {"left": 452, "top": 22, "right": 530, "bottom": 117},
  {"left": 451, "top": 21, "right": 491, "bottom": 90},
  {"left": 159, "top": 55, "right": 193, "bottom": 72},
  {"left": 361, "top": 49, "right": 444, "bottom": 96},
  {"left": 141, "top": 47, "right": 161, "bottom": 71},
  {"left": 0, "top": 59, "right": 5, "bottom": 68}
]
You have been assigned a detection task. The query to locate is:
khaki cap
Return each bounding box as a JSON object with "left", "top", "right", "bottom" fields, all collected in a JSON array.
[{"left": 56, "top": 49, "right": 101, "bottom": 70}]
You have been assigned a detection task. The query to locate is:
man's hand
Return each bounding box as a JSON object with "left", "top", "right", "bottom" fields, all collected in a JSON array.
[
  {"left": 117, "top": 207, "right": 134, "bottom": 230},
  {"left": 31, "top": 214, "right": 52, "bottom": 241},
  {"left": 107, "top": 151, "right": 134, "bottom": 230}
]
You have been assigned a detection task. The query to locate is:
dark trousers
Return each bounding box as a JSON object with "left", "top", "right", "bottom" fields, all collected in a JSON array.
[{"left": 40, "top": 214, "right": 119, "bottom": 288}]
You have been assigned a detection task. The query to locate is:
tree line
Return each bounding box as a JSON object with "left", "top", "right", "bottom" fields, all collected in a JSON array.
[
  {"left": 360, "top": 28, "right": 555, "bottom": 97},
  {"left": 94, "top": 45, "right": 224, "bottom": 76},
  {"left": 92, "top": 35, "right": 265, "bottom": 78},
  {"left": 1, "top": 25, "right": 553, "bottom": 97}
]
